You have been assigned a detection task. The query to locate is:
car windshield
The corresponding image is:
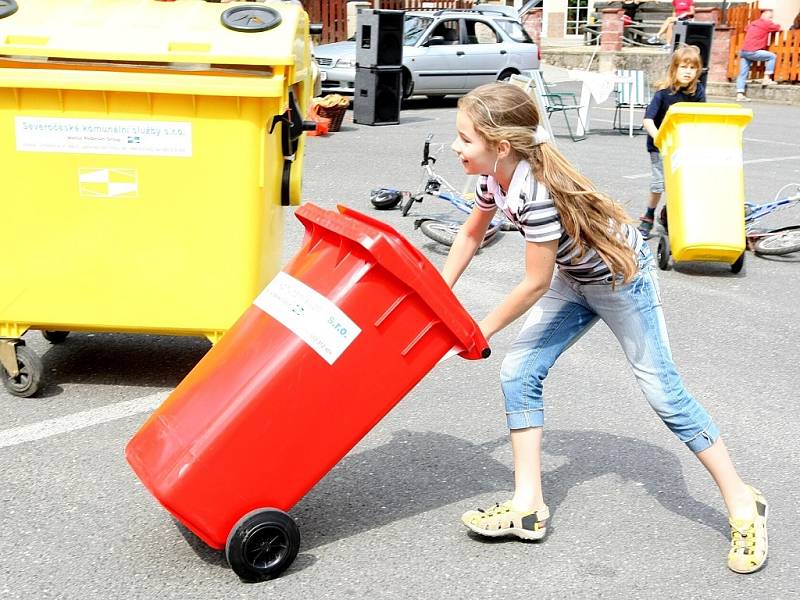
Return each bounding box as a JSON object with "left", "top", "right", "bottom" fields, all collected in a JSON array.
[
  {"left": 495, "top": 19, "right": 534, "bottom": 43},
  {"left": 404, "top": 15, "right": 433, "bottom": 45}
]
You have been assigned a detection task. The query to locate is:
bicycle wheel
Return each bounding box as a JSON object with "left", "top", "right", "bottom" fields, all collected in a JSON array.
[
  {"left": 419, "top": 220, "right": 498, "bottom": 248},
  {"left": 753, "top": 226, "right": 800, "bottom": 256},
  {"left": 419, "top": 220, "right": 459, "bottom": 246}
]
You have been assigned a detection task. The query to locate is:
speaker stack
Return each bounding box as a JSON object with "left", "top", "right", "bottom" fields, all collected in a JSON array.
[
  {"left": 353, "top": 9, "right": 404, "bottom": 126},
  {"left": 672, "top": 20, "right": 714, "bottom": 87}
]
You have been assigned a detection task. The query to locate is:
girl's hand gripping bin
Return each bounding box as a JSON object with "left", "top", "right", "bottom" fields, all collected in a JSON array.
[
  {"left": 654, "top": 103, "right": 753, "bottom": 271},
  {"left": 125, "top": 204, "right": 490, "bottom": 582}
]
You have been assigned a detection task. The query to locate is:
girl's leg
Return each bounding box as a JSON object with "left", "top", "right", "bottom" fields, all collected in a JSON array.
[
  {"left": 511, "top": 427, "right": 544, "bottom": 511},
  {"left": 499, "top": 274, "right": 597, "bottom": 511},
  {"left": 584, "top": 251, "right": 767, "bottom": 571},
  {"left": 462, "top": 274, "right": 597, "bottom": 539},
  {"left": 695, "top": 437, "right": 755, "bottom": 519}
]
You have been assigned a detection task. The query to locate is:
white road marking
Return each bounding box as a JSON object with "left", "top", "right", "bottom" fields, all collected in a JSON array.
[
  {"left": 745, "top": 137, "right": 800, "bottom": 148},
  {"left": 624, "top": 154, "right": 800, "bottom": 179},
  {"left": 0, "top": 391, "right": 168, "bottom": 449}
]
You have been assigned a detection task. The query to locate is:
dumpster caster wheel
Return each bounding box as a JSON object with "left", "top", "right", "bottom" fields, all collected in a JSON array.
[
  {"left": 731, "top": 251, "right": 745, "bottom": 274},
  {"left": 2, "top": 345, "right": 42, "bottom": 398},
  {"left": 657, "top": 235, "right": 671, "bottom": 271},
  {"left": 42, "top": 330, "right": 69, "bottom": 344},
  {"left": 226, "top": 508, "right": 300, "bottom": 582}
]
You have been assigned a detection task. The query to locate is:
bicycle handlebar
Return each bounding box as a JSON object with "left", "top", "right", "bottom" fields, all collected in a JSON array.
[{"left": 422, "top": 133, "right": 436, "bottom": 167}]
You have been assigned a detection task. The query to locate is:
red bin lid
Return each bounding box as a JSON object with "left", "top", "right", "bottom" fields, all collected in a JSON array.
[{"left": 294, "top": 203, "right": 490, "bottom": 360}]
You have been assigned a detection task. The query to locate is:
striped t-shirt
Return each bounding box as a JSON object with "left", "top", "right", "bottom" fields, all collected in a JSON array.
[{"left": 474, "top": 160, "right": 641, "bottom": 284}]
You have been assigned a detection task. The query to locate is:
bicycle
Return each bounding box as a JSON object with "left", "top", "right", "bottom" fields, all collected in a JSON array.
[
  {"left": 370, "top": 134, "right": 516, "bottom": 248},
  {"left": 744, "top": 184, "right": 800, "bottom": 256}
]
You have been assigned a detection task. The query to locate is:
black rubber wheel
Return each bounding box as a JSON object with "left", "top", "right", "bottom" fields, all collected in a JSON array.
[
  {"left": 753, "top": 227, "right": 800, "bottom": 256},
  {"left": 418, "top": 219, "right": 498, "bottom": 248},
  {"left": 730, "top": 251, "right": 745, "bottom": 274},
  {"left": 42, "top": 330, "right": 69, "bottom": 344},
  {"left": 226, "top": 509, "right": 300, "bottom": 582},
  {"left": 2, "top": 345, "right": 42, "bottom": 398},
  {"left": 497, "top": 69, "right": 517, "bottom": 82},
  {"left": 419, "top": 220, "right": 459, "bottom": 247},
  {"left": 369, "top": 189, "right": 402, "bottom": 210},
  {"left": 401, "top": 69, "right": 414, "bottom": 100},
  {"left": 657, "top": 235, "right": 671, "bottom": 271}
]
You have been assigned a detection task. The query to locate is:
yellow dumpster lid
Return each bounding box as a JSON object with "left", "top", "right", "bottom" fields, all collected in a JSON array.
[
  {"left": 655, "top": 102, "right": 753, "bottom": 148},
  {"left": 0, "top": 0, "right": 306, "bottom": 66}
]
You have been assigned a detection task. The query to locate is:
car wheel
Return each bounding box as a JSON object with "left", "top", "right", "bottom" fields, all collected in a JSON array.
[
  {"left": 497, "top": 69, "right": 518, "bottom": 82},
  {"left": 401, "top": 69, "right": 414, "bottom": 100}
]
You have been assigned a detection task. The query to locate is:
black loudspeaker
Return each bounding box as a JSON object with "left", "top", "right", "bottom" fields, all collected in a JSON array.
[
  {"left": 356, "top": 9, "right": 404, "bottom": 68},
  {"left": 353, "top": 67, "right": 401, "bottom": 126},
  {"left": 672, "top": 21, "right": 714, "bottom": 86}
]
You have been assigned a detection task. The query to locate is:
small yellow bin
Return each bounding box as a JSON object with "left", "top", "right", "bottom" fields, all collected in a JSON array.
[
  {"left": 655, "top": 103, "right": 752, "bottom": 265},
  {"left": 0, "top": 0, "right": 315, "bottom": 396}
]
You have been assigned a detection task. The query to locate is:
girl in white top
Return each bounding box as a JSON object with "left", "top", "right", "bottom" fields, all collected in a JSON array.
[{"left": 442, "top": 82, "right": 767, "bottom": 574}]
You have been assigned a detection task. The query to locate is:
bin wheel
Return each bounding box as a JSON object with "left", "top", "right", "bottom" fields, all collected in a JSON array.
[
  {"left": 657, "top": 235, "right": 671, "bottom": 271},
  {"left": 731, "top": 251, "right": 745, "bottom": 274},
  {"left": 2, "top": 345, "right": 42, "bottom": 398},
  {"left": 226, "top": 508, "right": 300, "bottom": 582},
  {"left": 42, "top": 330, "right": 69, "bottom": 344}
]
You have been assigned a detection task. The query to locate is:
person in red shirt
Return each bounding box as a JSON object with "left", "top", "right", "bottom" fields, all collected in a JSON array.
[
  {"left": 648, "top": 0, "right": 695, "bottom": 47},
  {"left": 736, "top": 9, "right": 782, "bottom": 102}
]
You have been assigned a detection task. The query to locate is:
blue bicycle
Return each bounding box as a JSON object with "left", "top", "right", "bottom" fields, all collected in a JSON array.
[
  {"left": 370, "top": 134, "right": 516, "bottom": 248},
  {"left": 744, "top": 185, "right": 800, "bottom": 256}
]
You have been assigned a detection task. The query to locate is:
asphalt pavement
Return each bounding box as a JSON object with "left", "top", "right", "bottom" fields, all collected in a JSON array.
[{"left": 1, "top": 91, "right": 799, "bottom": 599}]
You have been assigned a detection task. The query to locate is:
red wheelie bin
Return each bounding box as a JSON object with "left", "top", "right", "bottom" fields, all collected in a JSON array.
[{"left": 125, "top": 204, "right": 489, "bottom": 581}]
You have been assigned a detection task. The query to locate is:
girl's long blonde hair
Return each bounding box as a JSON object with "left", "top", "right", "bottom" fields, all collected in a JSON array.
[
  {"left": 657, "top": 45, "right": 703, "bottom": 94},
  {"left": 458, "top": 83, "right": 637, "bottom": 284}
]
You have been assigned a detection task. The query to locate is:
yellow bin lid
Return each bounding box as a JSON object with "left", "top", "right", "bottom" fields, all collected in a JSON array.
[
  {"left": 0, "top": 0, "right": 306, "bottom": 66},
  {"left": 655, "top": 102, "right": 753, "bottom": 149}
]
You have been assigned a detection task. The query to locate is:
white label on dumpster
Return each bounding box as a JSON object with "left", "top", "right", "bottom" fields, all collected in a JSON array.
[
  {"left": 253, "top": 272, "right": 362, "bottom": 366},
  {"left": 15, "top": 117, "right": 192, "bottom": 157},
  {"left": 670, "top": 148, "right": 742, "bottom": 174}
]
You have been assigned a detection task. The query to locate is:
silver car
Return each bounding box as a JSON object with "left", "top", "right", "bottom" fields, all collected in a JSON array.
[{"left": 313, "top": 7, "right": 540, "bottom": 99}]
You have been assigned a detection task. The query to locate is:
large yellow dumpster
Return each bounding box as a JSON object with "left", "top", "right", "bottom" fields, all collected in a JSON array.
[
  {"left": 654, "top": 103, "right": 752, "bottom": 272},
  {"left": 0, "top": 0, "right": 315, "bottom": 396}
]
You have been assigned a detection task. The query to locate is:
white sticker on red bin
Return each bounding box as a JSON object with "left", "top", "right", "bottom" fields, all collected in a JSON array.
[{"left": 253, "top": 272, "right": 361, "bottom": 365}]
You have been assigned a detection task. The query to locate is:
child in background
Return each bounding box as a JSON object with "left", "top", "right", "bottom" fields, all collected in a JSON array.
[
  {"left": 649, "top": 0, "right": 695, "bottom": 47},
  {"left": 638, "top": 45, "right": 705, "bottom": 239},
  {"left": 444, "top": 81, "right": 768, "bottom": 575},
  {"left": 736, "top": 9, "right": 782, "bottom": 102}
]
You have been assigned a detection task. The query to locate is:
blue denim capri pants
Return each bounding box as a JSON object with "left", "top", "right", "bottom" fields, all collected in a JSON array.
[{"left": 499, "top": 245, "right": 719, "bottom": 453}]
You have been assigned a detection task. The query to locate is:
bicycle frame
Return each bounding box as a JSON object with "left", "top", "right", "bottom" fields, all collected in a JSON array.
[
  {"left": 744, "top": 191, "right": 800, "bottom": 232},
  {"left": 407, "top": 134, "right": 509, "bottom": 230}
]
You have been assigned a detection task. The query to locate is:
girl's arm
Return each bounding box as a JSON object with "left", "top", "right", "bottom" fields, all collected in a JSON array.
[
  {"left": 441, "top": 207, "right": 496, "bottom": 288},
  {"left": 478, "top": 238, "right": 558, "bottom": 340},
  {"left": 643, "top": 118, "right": 659, "bottom": 139}
]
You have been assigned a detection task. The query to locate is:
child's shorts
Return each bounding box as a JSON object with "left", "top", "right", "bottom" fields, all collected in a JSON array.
[{"left": 649, "top": 151, "right": 664, "bottom": 194}]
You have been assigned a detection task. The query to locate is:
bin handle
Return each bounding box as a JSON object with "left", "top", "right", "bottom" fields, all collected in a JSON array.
[
  {"left": 336, "top": 205, "right": 428, "bottom": 268},
  {"left": 334, "top": 205, "right": 491, "bottom": 360}
]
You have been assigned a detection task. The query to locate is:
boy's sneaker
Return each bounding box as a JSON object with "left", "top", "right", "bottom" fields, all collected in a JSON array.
[
  {"left": 461, "top": 501, "right": 549, "bottom": 541},
  {"left": 638, "top": 215, "right": 655, "bottom": 239},
  {"left": 736, "top": 93, "right": 752, "bottom": 103},
  {"left": 761, "top": 78, "right": 777, "bottom": 87},
  {"left": 727, "top": 486, "right": 768, "bottom": 574}
]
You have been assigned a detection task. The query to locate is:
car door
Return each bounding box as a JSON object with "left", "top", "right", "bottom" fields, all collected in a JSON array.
[
  {"left": 407, "top": 18, "right": 466, "bottom": 94},
  {"left": 460, "top": 18, "right": 508, "bottom": 91}
]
